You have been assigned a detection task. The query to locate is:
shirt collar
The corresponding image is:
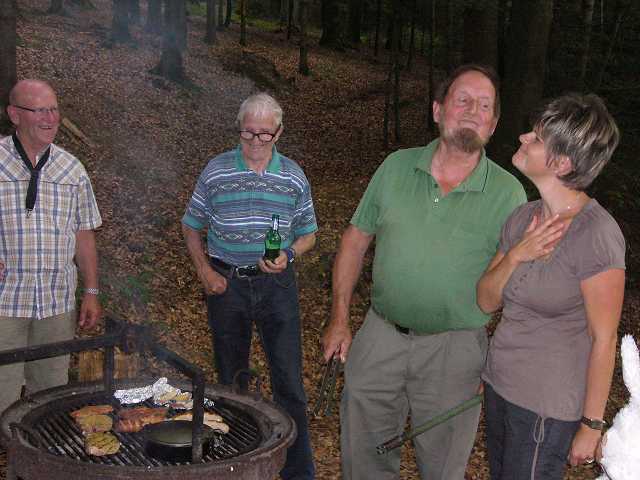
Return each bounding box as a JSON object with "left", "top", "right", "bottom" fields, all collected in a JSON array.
[
  {"left": 10, "top": 135, "right": 54, "bottom": 167},
  {"left": 234, "top": 145, "right": 282, "bottom": 174},
  {"left": 415, "top": 138, "right": 490, "bottom": 193}
]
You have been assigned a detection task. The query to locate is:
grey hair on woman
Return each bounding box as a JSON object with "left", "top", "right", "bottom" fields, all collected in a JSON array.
[
  {"left": 237, "top": 93, "right": 283, "bottom": 128},
  {"left": 534, "top": 93, "right": 620, "bottom": 191}
]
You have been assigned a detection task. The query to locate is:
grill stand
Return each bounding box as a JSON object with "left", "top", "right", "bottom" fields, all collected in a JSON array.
[{"left": 0, "top": 318, "right": 296, "bottom": 480}]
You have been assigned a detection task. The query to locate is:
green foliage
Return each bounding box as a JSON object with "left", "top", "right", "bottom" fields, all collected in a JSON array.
[{"left": 187, "top": 0, "right": 207, "bottom": 17}]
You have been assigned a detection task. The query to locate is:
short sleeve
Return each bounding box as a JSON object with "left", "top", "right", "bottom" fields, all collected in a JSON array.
[
  {"left": 350, "top": 160, "right": 388, "bottom": 234},
  {"left": 182, "top": 169, "right": 210, "bottom": 231},
  {"left": 574, "top": 214, "right": 626, "bottom": 281},
  {"left": 76, "top": 173, "right": 102, "bottom": 230},
  {"left": 498, "top": 203, "right": 533, "bottom": 254},
  {"left": 292, "top": 173, "right": 318, "bottom": 237}
]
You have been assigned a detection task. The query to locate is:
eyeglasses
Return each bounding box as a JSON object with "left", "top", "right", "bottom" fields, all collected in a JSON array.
[
  {"left": 239, "top": 127, "right": 280, "bottom": 143},
  {"left": 12, "top": 105, "right": 60, "bottom": 116}
]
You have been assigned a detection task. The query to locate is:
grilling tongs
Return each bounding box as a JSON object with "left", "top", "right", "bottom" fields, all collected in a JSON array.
[{"left": 312, "top": 355, "right": 342, "bottom": 417}]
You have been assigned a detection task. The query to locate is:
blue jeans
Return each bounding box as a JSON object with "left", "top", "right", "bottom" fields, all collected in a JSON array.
[
  {"left": 484, "top": 383, "right": 580, "bottom": 480},
  {"left": 207, "top": 263, "right": 315, "bottom": 480}
]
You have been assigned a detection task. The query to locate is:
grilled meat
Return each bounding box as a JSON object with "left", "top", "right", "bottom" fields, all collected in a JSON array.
[
  {"left": 115, "top": 414, "right": 166, "bottom": 433},
  {"left": 76, "top": 414, "right": 113, "bottom": 434},
  {"left": 85, "top": 432, "right": 120, "bottom": 456},
  {"left": 118, "top": 406, "right": 168, "bottom": 420},
  {"left": 171, "top": 412, "right": 230, "bottom": 433},
  {"left": 70, "top": 404, "right": 114, "bottom": 418}
]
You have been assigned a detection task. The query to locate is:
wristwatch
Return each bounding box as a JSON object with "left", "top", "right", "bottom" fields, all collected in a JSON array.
[
  {"left": 581, "top": 416, "right": 606, "bottom": 431},
  {"left": 284, "top": 247, "right": 296, "bottom": 263}
]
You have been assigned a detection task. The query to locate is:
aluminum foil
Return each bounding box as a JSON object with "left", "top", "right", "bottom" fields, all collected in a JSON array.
[
  {"left": 114, "top": 377, "right": 173, "bottom": 404},
  {"left": 114, "top": 377, "right": 209, "bottom": 410}
]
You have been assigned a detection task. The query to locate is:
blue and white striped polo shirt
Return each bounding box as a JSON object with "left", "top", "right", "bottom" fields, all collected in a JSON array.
[{"left": 182, "top": 146, "right": 318, "bottom": 267}]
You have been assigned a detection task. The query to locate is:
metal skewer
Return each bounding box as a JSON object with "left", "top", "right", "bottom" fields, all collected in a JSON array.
[{"left": 376, "top": 394, "right": 483, "bottom": 454}]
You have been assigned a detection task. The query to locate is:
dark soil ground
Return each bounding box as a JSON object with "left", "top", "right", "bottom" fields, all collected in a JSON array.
[{"left": 1, "top": 1, "right": 638, "bottom": 478}]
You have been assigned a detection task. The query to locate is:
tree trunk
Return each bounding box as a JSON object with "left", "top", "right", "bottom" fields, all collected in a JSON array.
[
  {"left": 426, "top": 0, "right": 435, "bottom": 138},
  {"left": 577, "top": 0, "right": 595, "bottom": 89},
  {"left": 48, "top": 0, "right": 66, "bottom": 15},
  {"left": 225, "top": 0, "right": 232, "bottom": 26},
  {"left": 0, "top": 0, "right": 17, "bottom": 135},
  {"left": 205, "top": 0, "right": 217, "bottom": 43},
  {"left": 279, "top": 0, "right": 287, "bottom": 28},
  {"left": 68, "top": 0, "right": 96, "bottom": 10},
  {"left": 112, "top": 0, "right": 132, "bottom": 43},
  {"left": 374, "top": 0, "right": 381, "bottom": 56},
  {"left": 497, "top": 0, "right": 508, "bottom": 77},
  {"left": 146, "top": 0, "right": 162, "bottom": 34},
  {"left": 158, "top": 0, "right": 186, "bottom": 81},
  {"left": 393, "top": 10, "right": 400, "bottom": 143},
  {"left": 129, "top": 0, "right": 140, "bottom": 24},
  {"left": 320, "top": 0, "right": 342, "bottom": 49},
  {"left": 384, "top": 0, "right": 401, "bottom": 146},
  {"left": 239, "top": 0, "right": 247, "bottom": 46},
  {"left": 347, "top": 0, "right": 362, "bottom": 45},
  {"left": 287, "top": 0, "right": 294, "bottom": 39},
  {"left": 299, "top": 0, "right": 309, "bottom": 75},
  {"left": 218, "top": 0, "right": 224, "bottom": 27},
  {"left": 463, "top": 0, "right": 498, "bottom": 69},
  {"left": 494, "top": 0, "right": 553, "bottom": 162},
  {"left": 406, "top": 0, "right": 416, "bottom": 70},
  {"left": 445, "top": 0, "right": 455, "bottom": 70},
  {"left": 594, "top": 2, "right": 629, "bottom": 91}
]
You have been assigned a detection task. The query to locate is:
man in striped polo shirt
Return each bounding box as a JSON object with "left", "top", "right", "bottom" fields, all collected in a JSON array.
[
  {"left": 0, "top": 80, "right": 102, "bottom": 414},
  {"left": 182, "top": 93, "right": 317, "bottom": 479}
]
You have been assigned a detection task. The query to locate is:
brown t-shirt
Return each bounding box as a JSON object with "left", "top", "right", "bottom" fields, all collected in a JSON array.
[{"left": 482, "top": 199, "right": 625, "bottom": 420}]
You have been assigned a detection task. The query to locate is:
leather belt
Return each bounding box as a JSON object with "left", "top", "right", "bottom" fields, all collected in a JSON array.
[
  {"left": 210, "top": 257, "right": 263, "bottom": 278},
  {"left": 394, "top": 324, "right": 410, "bottom": 335},
  {"left": 374, "top": 308, "right": 430, "bottom": 336}
]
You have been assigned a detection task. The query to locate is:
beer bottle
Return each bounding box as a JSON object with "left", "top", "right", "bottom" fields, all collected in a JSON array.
[{"left": 264, "top": 214, "right": 281, "bottom": 262}]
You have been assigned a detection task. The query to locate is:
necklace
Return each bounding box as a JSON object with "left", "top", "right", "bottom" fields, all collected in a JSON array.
[{"left": 541, "top": 191, "right": 588, "bottom": 222}]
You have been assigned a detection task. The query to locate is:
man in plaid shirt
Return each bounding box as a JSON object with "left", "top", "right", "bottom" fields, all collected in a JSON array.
[{"left": 0, "top": 79, "right": 102, "bottom": 413}]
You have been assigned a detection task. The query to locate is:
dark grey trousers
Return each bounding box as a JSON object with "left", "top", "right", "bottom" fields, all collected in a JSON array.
[{"left": 340, "top": 308, "right": 487, "bottom": 480}]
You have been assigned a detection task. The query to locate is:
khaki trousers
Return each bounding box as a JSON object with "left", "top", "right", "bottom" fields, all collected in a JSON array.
[
  {"left": 340, "top": 308, "right": 487, "bottom": 480},
  {"left": 0, "top": 311, "right": 76, "bottom": 414}
]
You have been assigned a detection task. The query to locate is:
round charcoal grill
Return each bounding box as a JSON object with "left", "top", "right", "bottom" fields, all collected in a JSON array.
[{"left": 0, "top": 321, "right": 296, "bottom": 480}]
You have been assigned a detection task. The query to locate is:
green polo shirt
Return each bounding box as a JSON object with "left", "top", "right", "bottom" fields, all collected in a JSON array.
[{"left": 352, "top": 139, "right": 527, "bottom": 333}]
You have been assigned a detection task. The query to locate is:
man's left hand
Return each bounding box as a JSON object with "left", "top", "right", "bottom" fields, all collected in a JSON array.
[
  {"left": 258, "top": 251, "right": 288, "bottom": 274},
  {"left": 79, "top": 293, "right": 101, "bottom": 329}
]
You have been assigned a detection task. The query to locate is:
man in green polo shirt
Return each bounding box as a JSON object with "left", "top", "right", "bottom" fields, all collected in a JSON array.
[{"left": 322, "top": 64, "right": 526, "bottom": 479}]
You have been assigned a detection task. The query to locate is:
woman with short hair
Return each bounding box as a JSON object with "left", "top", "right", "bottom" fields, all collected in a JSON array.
[{"left": 477, "top": 93, "right": 625, "bottom": 479}]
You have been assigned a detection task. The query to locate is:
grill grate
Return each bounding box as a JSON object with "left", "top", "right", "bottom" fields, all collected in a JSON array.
[{"left": 32, "top": 395, "right": 262, "bottom": 466}]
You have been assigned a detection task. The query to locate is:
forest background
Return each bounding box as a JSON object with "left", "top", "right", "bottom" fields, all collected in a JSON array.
[{"left": 1, "top": 0, "right": 639, "bottom": 478}]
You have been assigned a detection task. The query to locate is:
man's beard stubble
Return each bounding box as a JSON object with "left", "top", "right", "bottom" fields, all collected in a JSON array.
[{"left": 441, "top": 126, "right": 489, "bottom": 154}]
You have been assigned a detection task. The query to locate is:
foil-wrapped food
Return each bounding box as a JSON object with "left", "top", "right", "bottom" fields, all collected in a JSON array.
[{"left": 114, "top": 377, "right": 194, "bottom": 409}]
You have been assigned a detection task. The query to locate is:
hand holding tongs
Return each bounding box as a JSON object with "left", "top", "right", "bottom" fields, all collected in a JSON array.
[{"left": 312, "top": 355, "right": 342, "bottom": 417}]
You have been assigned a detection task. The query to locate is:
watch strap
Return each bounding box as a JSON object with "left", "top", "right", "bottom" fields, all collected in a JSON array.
[{"left": 580, "top": 416, "right": 606, "bottom": 430}]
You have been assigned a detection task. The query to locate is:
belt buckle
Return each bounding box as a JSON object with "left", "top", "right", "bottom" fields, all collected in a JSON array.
[{"left": 235, "top": 266, "right": 255, "bottom": 278}]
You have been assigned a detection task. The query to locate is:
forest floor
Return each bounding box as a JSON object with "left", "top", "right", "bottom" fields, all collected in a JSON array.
[{"left": 2, "top": 1, "right": 639, "bottom": 478}]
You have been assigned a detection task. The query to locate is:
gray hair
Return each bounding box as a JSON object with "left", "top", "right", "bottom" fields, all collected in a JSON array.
[
  {"left": 236, "top": 93, "right": 283, "bottom": 128},
  {"left": 534, "top": 93, "right": 620, "bottom": 191}
]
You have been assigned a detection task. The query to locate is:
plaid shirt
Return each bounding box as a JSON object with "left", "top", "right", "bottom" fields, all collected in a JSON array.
[{"left": 0, "top": 136, "right": 102, "bottom": 319}]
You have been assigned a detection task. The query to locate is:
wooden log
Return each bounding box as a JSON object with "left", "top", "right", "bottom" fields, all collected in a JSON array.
[{"left": 61, "top": 117, "right": 95, "bottom": 148}]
